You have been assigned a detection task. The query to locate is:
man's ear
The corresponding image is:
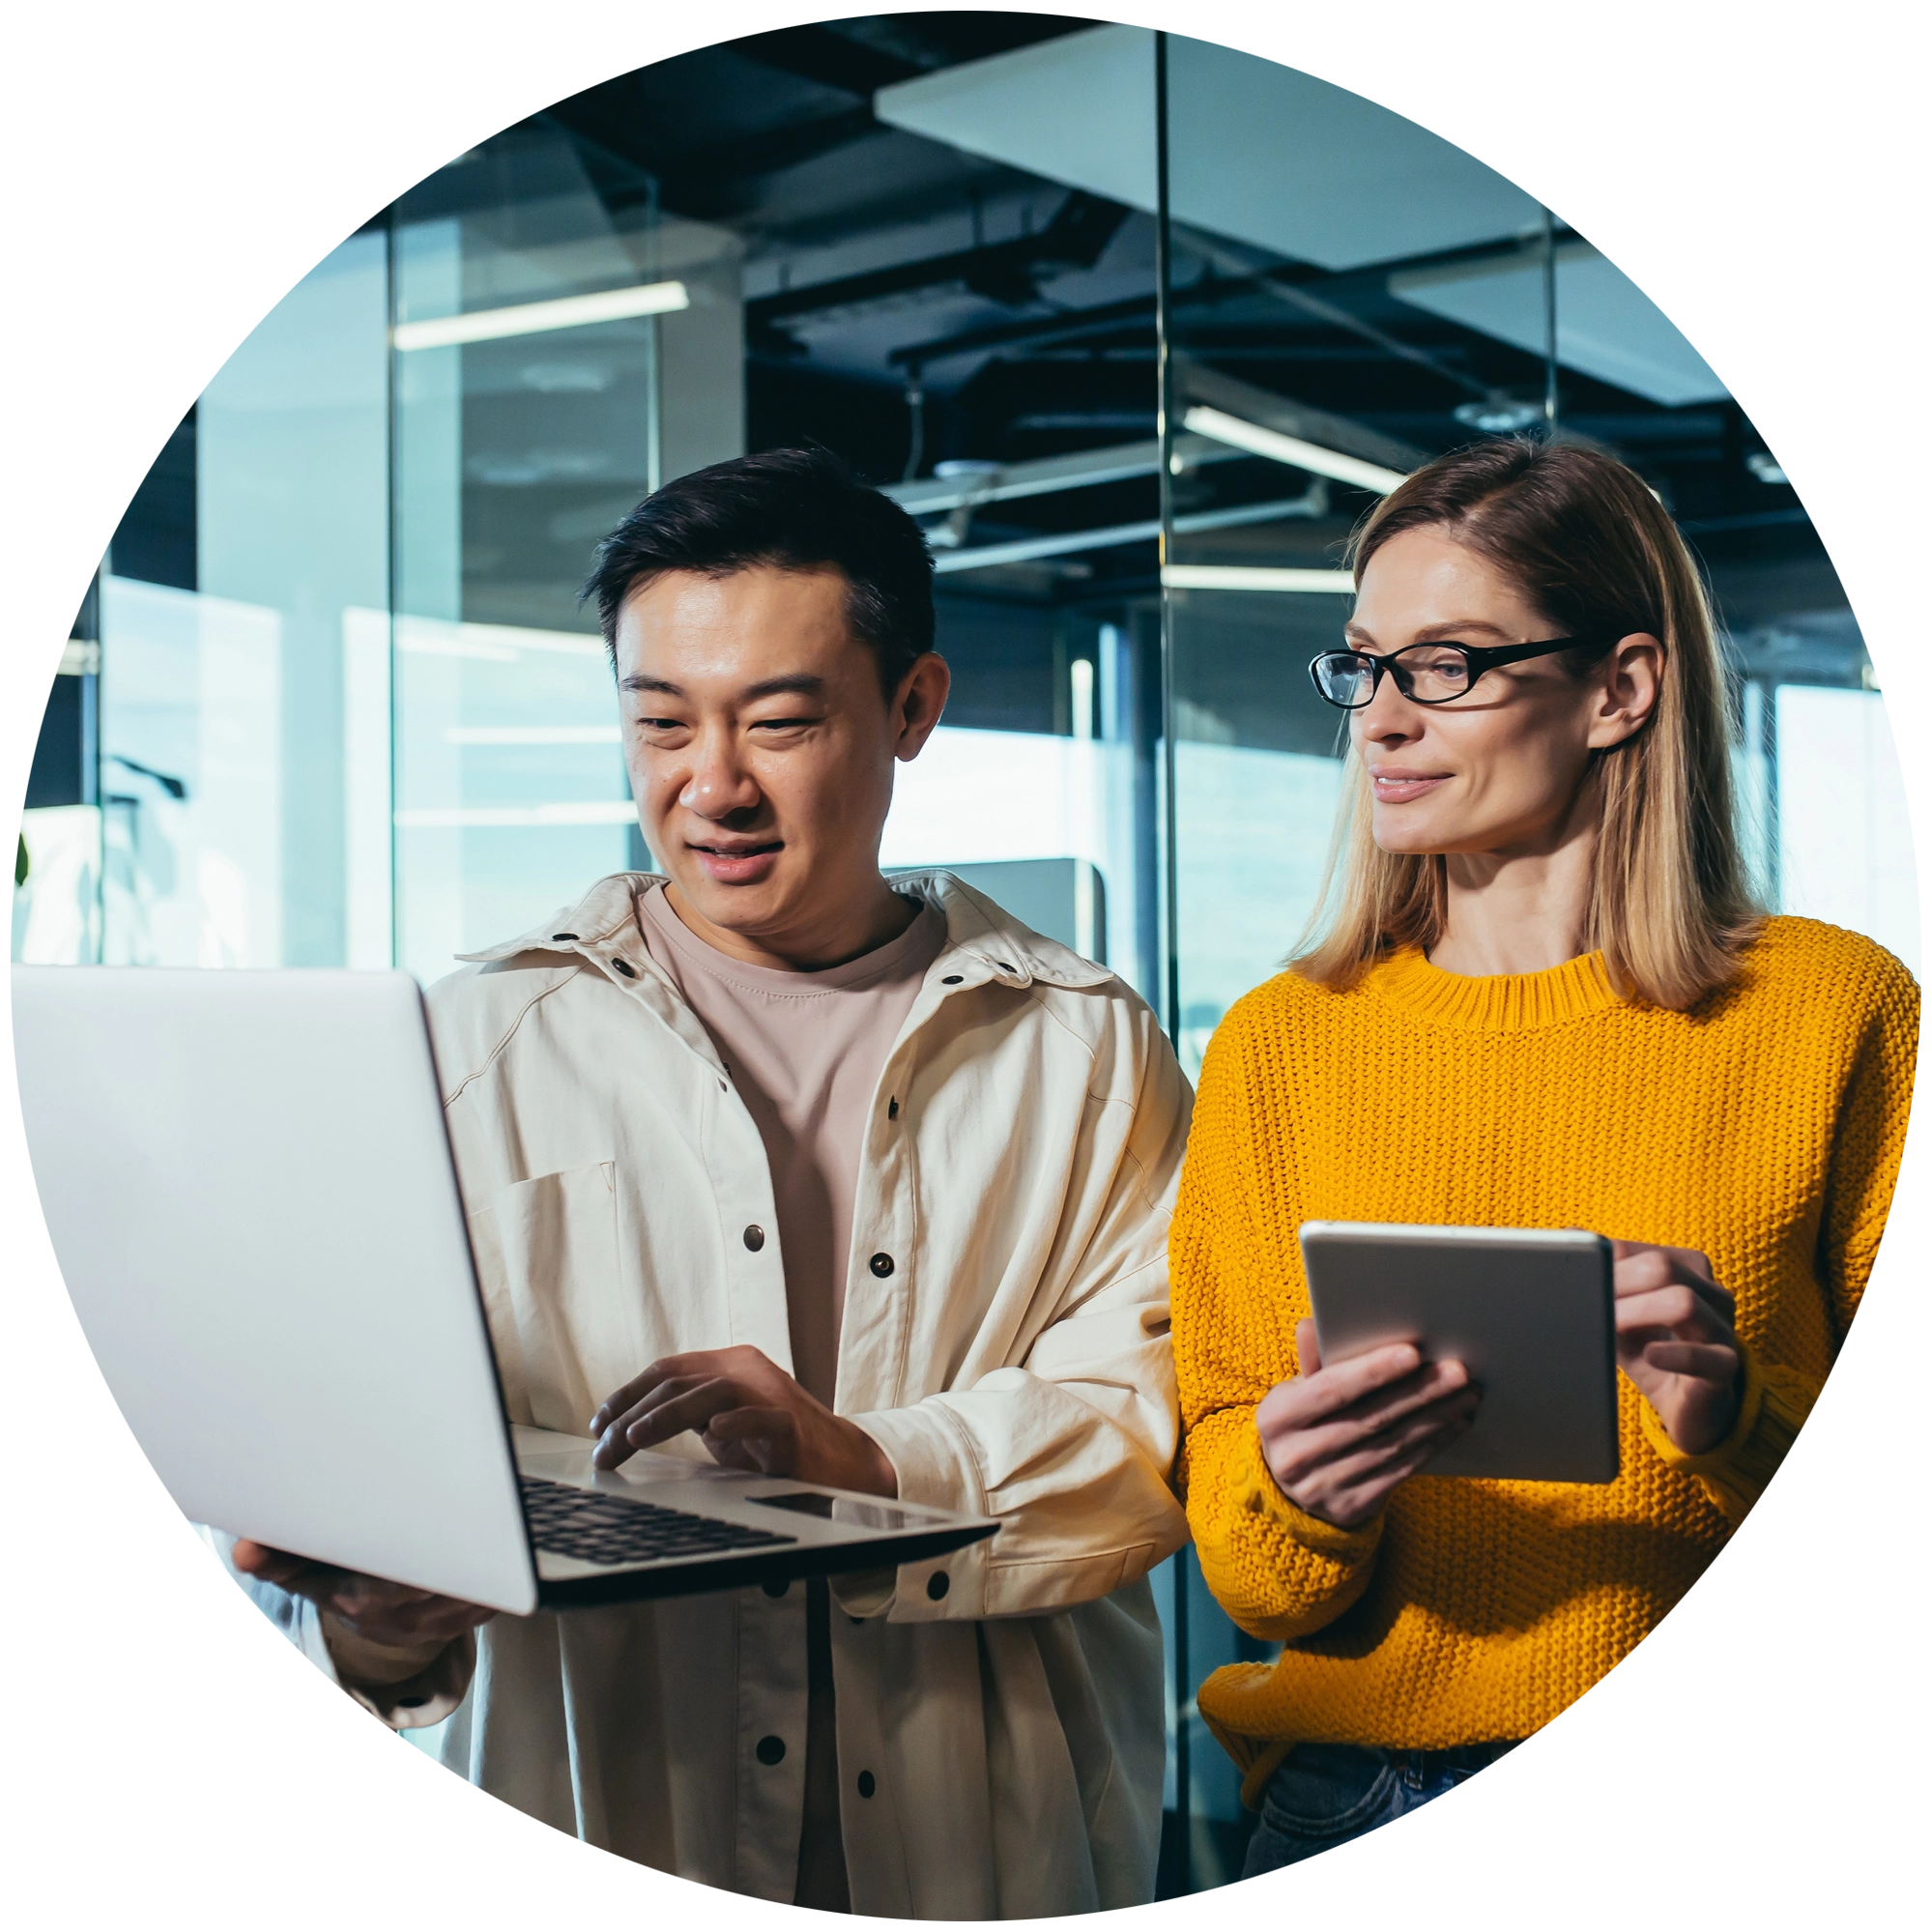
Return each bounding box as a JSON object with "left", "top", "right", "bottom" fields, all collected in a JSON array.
[{"left": 892, "top": 652, "right": 951, "bottom": 762}]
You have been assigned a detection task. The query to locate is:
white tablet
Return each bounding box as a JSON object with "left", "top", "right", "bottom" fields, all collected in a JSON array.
[{"left": 1299, "top": 1222, "right": 1619, "bottom": 1485}]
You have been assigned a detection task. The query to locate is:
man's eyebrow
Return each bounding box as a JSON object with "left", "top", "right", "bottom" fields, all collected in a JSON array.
[
  {"left": 740, "top": 674, "right": 827, "bottom": 703},
  {"left": 618, "top": 672, "right": 828, "bottom": 702}
]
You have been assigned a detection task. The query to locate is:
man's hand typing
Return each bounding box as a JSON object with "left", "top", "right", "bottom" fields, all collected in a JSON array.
[{"left": 590, "top": 1344, "right": 898, "bottom": 1496}]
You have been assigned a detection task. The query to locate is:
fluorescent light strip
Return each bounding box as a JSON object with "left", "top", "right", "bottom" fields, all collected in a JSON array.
[
  {"left": 933, "top": 495, "right": 1321, "bottom": 575},
  {"left": 1182, "top": 406, "right": 1409, "bottom": 496},
  {"left": 394, "top": 802, "right": 639, "bottom": 829},
  {"left": 393, "top": 281, "right": 690, "bottom": 351},
  {"left": 1162, "top": 565, "right": 1356, "bottom": 595}
]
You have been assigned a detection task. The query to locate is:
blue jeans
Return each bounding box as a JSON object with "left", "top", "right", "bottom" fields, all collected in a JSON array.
[{"left": 1241, "top": 1740, "right": 1519, "bottom": 1877}]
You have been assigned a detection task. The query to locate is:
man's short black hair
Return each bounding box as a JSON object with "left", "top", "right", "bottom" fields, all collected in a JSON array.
[{"left": 582, "top": 447, "right": 936, "bottom": 698}]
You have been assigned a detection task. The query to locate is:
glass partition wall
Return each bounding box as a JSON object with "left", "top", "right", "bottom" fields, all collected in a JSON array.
[{"left": 15, "top": 14, "right": 1916, "bottom": 1898}]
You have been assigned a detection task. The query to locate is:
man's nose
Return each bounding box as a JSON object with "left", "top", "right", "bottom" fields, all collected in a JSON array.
[{"left": 678, "top": 730, "right": 761, "bottom": 819}]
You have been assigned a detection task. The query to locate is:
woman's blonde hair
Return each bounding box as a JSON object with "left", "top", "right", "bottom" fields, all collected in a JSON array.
[{"left": 1290, "top": 438, "right": 1763, "bottom": 1011}]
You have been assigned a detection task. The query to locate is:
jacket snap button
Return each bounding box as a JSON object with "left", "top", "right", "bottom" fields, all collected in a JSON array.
[
  {"left": 940, "top": 974, "right": 964, "bottom": 985},
  {"left": 744, "top": 1225, "right": 765, "bottom": 1253},
  {"left": 762, "top": 1576, "right": 788, "bottom": 1598},
  {"left": 612, "top": 958, "right": 637, "bottom": 978},
  {"left": 925, "top": 1571, "right": 949, "bottom": 1600},
  {"left": 551, "top": 933, "right": 580, "bottom": 942},
  {"left": 756, "top": 1735, "right": 786, "bottom": 1766},
  {"left": 857, "top": 1771, "right": 877, "bottom": 1800},
  {"left": 869, "top": 1253, "right": 894, "bottom": 1278}
]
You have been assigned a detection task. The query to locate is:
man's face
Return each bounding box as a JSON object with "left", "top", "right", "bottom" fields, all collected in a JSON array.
[{"left": 614, "top": 563, "right": 945, "bottom": 952}]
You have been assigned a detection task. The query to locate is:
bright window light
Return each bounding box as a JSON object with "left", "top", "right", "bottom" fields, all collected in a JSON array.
[
  {"left": 393, "top": 803, "right": 639, "bottom": 829},
  {"left": 1162, "top": 564, "right": 1356, "bottom": 594},
  {"left": 1181, "top": 406, "right": 1408, "bottom": 496},
  {"left": 392, "top": 281, "right": 690, "bottom": 351},
  {"left": 444, "top": 726, "right": 622, "bottom": 746}
]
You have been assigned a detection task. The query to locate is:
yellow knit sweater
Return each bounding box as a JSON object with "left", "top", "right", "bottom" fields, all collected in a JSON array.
[{"left": 1170, "top": 916, "right": 1917, "bottom": 1803}]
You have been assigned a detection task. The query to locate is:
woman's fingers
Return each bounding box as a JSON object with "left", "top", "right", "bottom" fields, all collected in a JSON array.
[
  {"left": 1261, "top": 1341, "right": 1432, "bottom": 1431},
  {"left": 1614, "top": 1282, "right": 1732, "bottom": 1344},
  {"left": 1282, "top": 1394, "right": 1481, "bottom": 1528},
  {"left": 1266, "top": 1351, "right": 1472, "bottom": 1445},
  {"left": 1268, "top": 1384, "right": 1480, "bottom": 1499},
  {"left": 1613, "top": 1245, "right": 1736, "bottom": 1329},
  {"left": 1638, "top": 1339, "right": 1740, "bottom": 1382},
  {"left": 1294, "top": 1316, "right": 1323, "bottom": 1377}
]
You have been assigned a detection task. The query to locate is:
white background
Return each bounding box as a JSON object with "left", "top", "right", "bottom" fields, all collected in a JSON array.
[{"left": 3, "top": 2, "right": 1926, "bottom": 1922}]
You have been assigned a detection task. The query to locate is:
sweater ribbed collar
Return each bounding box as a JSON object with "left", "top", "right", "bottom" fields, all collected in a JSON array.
[{"left": 1367, "top": 943, "right": 1623, "bottom": 1032}]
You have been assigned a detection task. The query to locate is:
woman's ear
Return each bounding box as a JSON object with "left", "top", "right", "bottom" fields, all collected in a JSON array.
[{"left": 1588, "top": 633, "right": 1664, "bottom": 749}]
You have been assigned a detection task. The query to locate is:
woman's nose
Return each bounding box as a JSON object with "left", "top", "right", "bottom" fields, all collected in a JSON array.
[{"left": 1356, "top": 671, "right": 1420, "bottom": 743}]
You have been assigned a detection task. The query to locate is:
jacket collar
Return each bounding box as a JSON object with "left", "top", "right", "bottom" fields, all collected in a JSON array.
[{"left": 458, "top": 869, "right": 1114, "bottom": 992}]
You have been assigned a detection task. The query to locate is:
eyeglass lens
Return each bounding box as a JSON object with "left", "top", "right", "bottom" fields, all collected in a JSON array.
[{"left": 1315, "top": 645, "right": 1477, "bottom": 706}]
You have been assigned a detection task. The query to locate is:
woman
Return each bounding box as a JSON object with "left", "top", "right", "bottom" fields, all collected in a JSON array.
[{"left": 1169, "top": 438, "right": 1918, "bottom": 1876}]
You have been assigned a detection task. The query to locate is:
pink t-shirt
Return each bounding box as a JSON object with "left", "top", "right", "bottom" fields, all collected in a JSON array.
[{"left": 635, "top": 881, "right": 946, "bottom": 1406}]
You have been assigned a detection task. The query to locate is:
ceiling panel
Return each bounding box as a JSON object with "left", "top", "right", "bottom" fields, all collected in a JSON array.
[
  {"left": 876, "top": 25, "right": 1541, "bottom": 271},
  {"left": 1390, "top": 242, "right": 1729, "bottom": 406}
]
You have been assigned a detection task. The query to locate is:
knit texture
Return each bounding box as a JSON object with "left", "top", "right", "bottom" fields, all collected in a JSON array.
[{"left": 1171, "top": 916, "right": 1918, "bottom": 1802}]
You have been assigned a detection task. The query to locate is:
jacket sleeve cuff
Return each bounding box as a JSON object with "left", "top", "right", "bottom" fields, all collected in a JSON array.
[
  {"left": 320, "top": 1615, "right": 476, "bottom": 1729},
  {"left": 1228, "top": 1417, "right": 1385, "bottom": 1562},
  {"left": 840, "top": 1404, "right": 991, "bottom": 1622},
  {"left": 1638, "top": 1344, "right": 1816, "bottom": 1522}
]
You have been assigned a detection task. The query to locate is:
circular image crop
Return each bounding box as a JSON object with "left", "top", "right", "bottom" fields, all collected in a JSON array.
[{"left": 13, "top": 13, "right": 1918, "bottom": 1920}]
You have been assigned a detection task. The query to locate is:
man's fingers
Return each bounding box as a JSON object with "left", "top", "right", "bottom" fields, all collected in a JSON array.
[
  {"left": 703, "top": 1407, "right": 800, "bottom": 1474},
  {"left": 591, "top": 1377, "right": 750, "bottom": 1467},
  {"left": 591, "top": 1346, "right": 780, "bottom": 1434},
  {"left": 591, "top": 1357, "right": 701, "bottom": 1435},
  {"left": 705, "top": 1406, "right": 798, "bottom": 1445}
]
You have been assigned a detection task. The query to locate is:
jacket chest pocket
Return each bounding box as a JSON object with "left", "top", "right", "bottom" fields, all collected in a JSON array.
[{"left": 486, "top": 1162, "right": 632, "bottom": 1436}]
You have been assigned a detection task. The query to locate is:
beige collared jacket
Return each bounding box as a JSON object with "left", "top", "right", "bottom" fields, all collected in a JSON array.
[{"left": 234, "top": 871, "right": 1192, "bottom": 1918}]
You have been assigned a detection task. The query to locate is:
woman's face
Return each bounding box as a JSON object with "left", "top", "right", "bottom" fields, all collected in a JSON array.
[{"left": 1344, "top": 526, "right": 1658, "bottom": 857}]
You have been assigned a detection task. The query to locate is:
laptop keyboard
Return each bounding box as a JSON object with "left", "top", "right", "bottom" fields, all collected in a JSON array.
[{"left": 520, "top": 1476, "right": 797, "bottom": 1569}]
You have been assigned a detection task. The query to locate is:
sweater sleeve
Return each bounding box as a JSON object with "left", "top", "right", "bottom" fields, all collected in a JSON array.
[
  {"left": 1172, "top": 1003, "right": 1382, "bottom": 1642},
  {"left": 1818, "top": 950, "right": 1918, "bottom": 1338},
  {"left": 1641, "top": 948, "right": 1918, "bottom": 1522}
]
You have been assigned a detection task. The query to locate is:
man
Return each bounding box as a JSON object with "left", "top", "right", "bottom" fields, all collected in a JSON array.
[{"left": 232, "top": 448, "right": 1191, "bottom": 1917}]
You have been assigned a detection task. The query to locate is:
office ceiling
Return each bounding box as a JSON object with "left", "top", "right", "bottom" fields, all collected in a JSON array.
[{"left": 499, "top": 14, "right": 1831, "bottom": 630}]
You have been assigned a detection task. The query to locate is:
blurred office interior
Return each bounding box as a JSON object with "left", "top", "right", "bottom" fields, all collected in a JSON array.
[{"left": 14, "top": 12, "right": 1917, "bottom": 1892}]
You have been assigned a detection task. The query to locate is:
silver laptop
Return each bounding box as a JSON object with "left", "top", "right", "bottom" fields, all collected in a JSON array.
[{"left": 12, "top": 966, "right": 996, "bottom": 1615}]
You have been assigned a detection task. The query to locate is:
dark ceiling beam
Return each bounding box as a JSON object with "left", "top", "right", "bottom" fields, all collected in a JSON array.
[
  {"left": 889, "top": 293, "right": 1157, "bottom": 370},
  {"left": 657, "top": 104, "right": 887, "bottom": 200},
  {"left": 747, "top": 190, "right": 1131, "bottom": 331},
  {"left": 731, "top": 23, "right": 927, "bottom": 94}
]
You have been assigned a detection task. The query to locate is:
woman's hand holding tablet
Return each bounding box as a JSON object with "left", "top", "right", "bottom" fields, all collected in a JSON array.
[
  {"left": 1254, "top": 1322, "right": 1482, "bottom": 1530},
  {"left": 1610, "top": 1240, "right": 1742, "bottom": 1454},
  {"left": 1262, "top": 1225, "right": 1748, "bottom": 1526}
]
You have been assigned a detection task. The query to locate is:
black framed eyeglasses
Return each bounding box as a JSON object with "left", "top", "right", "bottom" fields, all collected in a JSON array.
[{"left": 1308, "top": 635, "right": 1616, "bottom": 709}]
